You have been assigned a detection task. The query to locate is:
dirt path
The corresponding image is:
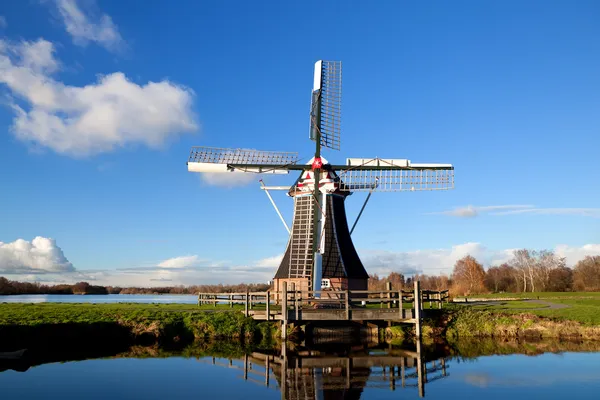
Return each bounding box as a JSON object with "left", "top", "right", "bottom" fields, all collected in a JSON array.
[
  {"left": 462, "top": 299, "right": 570, "bottom": 311},
  {"left": 527, "top": 299, "right": 570, "bottom": 310}
]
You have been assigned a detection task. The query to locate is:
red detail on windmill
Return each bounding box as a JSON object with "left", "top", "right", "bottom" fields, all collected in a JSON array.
[{"left": 312, "top": 157, "right": 323, "bottom": 170}]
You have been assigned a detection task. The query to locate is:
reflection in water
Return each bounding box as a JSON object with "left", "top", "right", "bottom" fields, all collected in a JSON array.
[
  {"left": 3, "top": 338, "right": 600, "bottom": 399},
  {"left": 202, "top": 339, "right": 448, "bottom": 398}
]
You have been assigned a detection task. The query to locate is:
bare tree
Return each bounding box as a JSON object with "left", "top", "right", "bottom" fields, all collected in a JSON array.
[
  {"left": 451, "top": 255, "right": 486, "bottom": 295},
  {"left": 511, "top": 249, "right": 535, "bottom": 292},
  {"left": 573, "top": 256, "right": 600, "bottom": 291}
]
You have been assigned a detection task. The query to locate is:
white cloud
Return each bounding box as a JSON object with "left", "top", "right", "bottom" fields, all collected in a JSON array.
[
  {"left": 54, "top": 0, "right": 125, "bottom": 52},
  {"left": 0, "top": 38, "right": 197, "bottom": 157},
  {"left": 0, "top": 237, "right": 74, "bottom": 274},
  {"left": 555, "top": 244, "right": 600, "bottom": 266},
  {"left": 157, "top": 255, "right": 201, "bottom": 269},
  {"left": 200, "top": 172, "right": 257, "bottom": 187},
  {"left": 0, "top": 16, "right": 7, "bottom": 29},
  {"left": 254, "top": 254, "right": 283, "bottom": 268}
]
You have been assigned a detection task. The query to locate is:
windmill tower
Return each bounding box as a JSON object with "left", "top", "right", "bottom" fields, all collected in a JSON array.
[{"left": 187, "top": 61, "right": 454, "bottom": 298}]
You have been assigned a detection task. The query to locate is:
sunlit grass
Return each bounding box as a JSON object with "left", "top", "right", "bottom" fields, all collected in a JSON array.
[
  {"left": 465, "top": 292, "right": 600, "bottom": 299},
  {"left": 457, "top": 298, "right": 600, "bottom": 326}
]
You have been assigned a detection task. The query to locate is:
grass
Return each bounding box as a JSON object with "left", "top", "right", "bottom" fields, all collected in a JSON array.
[
  {"left": 455, "top": 298, "right": 600, "bottom": 326},
  {"left": 444, "top": 295, "right": 600, "bottom": 340},
  {"left": 444, "top": 307, "right": 600, "bottom": 340},
  {"left": 0, "top": 303, "right": 273, "bottom": 343},
  {"left": 461, "top": 292, "right": 600, "bottom": 300}
]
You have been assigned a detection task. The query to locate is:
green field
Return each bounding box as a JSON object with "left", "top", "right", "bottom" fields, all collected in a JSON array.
[
  {"left": 459, "top": 292, "right": 600, "bottom": 300},
  {"left": 456, "top": 297, "right": 600, "bottom": 326},
  {"left": 0, "top": 303, "right": 269, "bottom": 342}
]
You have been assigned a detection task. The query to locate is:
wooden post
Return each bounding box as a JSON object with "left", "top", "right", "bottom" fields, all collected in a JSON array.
[
  {"left": 386, "top": 282, "right": 392, "bottom": 309},
  {"left": 416, "top": 337, "right": 425, "bottom": 398},
  {"left": 414, "top": 280, "right": 422, "bottom": 339},
  {"left": 399, "top": 289, "right": 403, "bottom": 319},
  {"left": 244, "top": 354, "right": 248, "bottom": 381},
  {"left": 290, "top": 283, "right": 296, "bottom": 321},
  {"left": 438, "top": 292, "right": 442, "bottom": 309},
  {"left": 344, "top": 290, "right": 350, "bottom": 320},
  {"left": 281, "top": 281, "right": 288, "bottom": 339},
  {"left": 213, "top": 294, "right": 217, "bottom": 308},
  {"left": 265, "top": 356, "right": 270, "bottom": 387},
  {"left": 401, "top": 356, "right": 406, "bottom": 388},
  {"left": 229, "top": 294, "right": 233, "bottom": 308},
  {"left": 197, "top": 294, "right": 201, "bottom": 307},
  {"left": 266, "top": 290, "right": 271, "bottom": 321},
  {"left": 245, "top": 290, "right": 249, "bottom": 317}
]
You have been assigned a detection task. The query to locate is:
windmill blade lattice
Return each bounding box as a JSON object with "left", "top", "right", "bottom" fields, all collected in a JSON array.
[
  {"left": 311, "top": 60, "right": 342, "bottom": 151},
  {"left": 337, "top": 168, "right": 454, "bottom": 192}
]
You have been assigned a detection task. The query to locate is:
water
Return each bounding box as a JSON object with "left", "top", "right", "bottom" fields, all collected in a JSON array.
[
  {"left": 0, "top": 294, "right": 198, "bottom": 304},
  {"left": 1, "top": 340, "right": 600, "bottom": 399}
]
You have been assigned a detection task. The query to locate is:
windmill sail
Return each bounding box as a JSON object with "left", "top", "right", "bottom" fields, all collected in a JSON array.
[
  {"left": 333, "top": 158, "right": 454, "bottom": 192},
  {"left": 187, "top": 146, "right": 299, "bottom": 174},
  {"left": 310, "top": 60, "right": 342, "bottom": 151}
]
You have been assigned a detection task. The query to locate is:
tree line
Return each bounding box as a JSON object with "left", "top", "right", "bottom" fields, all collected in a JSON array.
[
  {"left": 368, "top": 252, "right": 600, "bottom": 296},
  {"left": 0, "top": 278, "right": 269, "bottom": 296}
]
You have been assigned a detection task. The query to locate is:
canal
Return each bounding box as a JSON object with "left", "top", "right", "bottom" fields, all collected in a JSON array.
[{"left": 1, "top": 338, "right": 599, "bottom": 399}]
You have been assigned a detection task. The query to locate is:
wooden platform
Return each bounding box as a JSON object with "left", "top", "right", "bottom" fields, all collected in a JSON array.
[{"left": 198, "top": 282, "right": 448, "bottom": 339}]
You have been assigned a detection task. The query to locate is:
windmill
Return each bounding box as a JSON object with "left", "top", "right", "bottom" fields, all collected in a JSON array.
[{"left": 187, "top": 60, "right": 454, "bottom": 298}]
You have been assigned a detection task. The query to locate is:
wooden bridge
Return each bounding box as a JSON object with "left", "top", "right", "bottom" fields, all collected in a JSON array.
[{"left": 198, "top": 282, "right": 449, "bottom": 339}]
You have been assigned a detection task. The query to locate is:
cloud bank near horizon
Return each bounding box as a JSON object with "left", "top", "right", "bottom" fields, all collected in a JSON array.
[{"left": 2, "top": 237, "right": 600, "bottom": 287}]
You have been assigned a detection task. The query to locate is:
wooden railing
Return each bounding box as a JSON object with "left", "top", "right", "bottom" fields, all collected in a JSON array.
[{"left": 197, "top": 285, "right": 449, "bottom": 319}]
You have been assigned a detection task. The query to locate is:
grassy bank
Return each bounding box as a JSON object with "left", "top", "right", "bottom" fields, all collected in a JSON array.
[
  {"left": 0, "top": 303, "right": 278, "bottom": 348},
  {"left": 441, "top": 307, "right": 600, "bottom": 340},
  {"left": 456, "top": 291, "right": 600, "bottom": 300},
  {"left": 463, "top": 298, "right": 600, "bottom": 325}
]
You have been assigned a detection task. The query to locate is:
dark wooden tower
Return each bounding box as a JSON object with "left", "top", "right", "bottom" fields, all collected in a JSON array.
[{"left": 273, "top": 165, "right": 369, "bottom": 295}]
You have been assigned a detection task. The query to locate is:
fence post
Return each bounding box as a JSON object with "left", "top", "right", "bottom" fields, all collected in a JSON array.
[
  {"left": 266, "top": 290, "right": 271, "bottom": 321},
  {"left": 414, "top": 280, "right": 422, "bottom": 339},
  {"left": 245, "top": 290, "right": 249, "bottom": 317},
  {"left": 290, "top": 283, "right": 296, "bottom": 321},
  {"left": 438, "top": 292, "right": 442, "bottom": 309},
  {"left": 399, "top": 289, "right": 403, "bottom": 319},
  {"left": 281, "top": 282, "right": 288, "bottom": 340},
  {"left": 345, "top": 290, "right": 350, "bottom": 320},
  {"left": 386, "top": 282, "right": 392, "bottom": 309}
]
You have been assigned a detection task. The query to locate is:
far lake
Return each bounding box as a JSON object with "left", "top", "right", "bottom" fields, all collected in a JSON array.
[{"left": 0, "top": 294, "right": 198, "bottom": 304}]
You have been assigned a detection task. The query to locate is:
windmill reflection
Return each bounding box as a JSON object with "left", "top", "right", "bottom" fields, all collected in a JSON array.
[{"left": 204, "top": 339, "right": 449, "bottom": 398}]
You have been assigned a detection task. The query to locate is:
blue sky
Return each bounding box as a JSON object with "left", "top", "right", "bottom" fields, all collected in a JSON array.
[{"left": 0, "top": 0, "right": 599, "bottom": 286}]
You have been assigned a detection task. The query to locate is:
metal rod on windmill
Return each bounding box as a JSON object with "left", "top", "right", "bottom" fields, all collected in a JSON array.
[{"left": 186, "top": 60, "right": 455, "bottom": 301}]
